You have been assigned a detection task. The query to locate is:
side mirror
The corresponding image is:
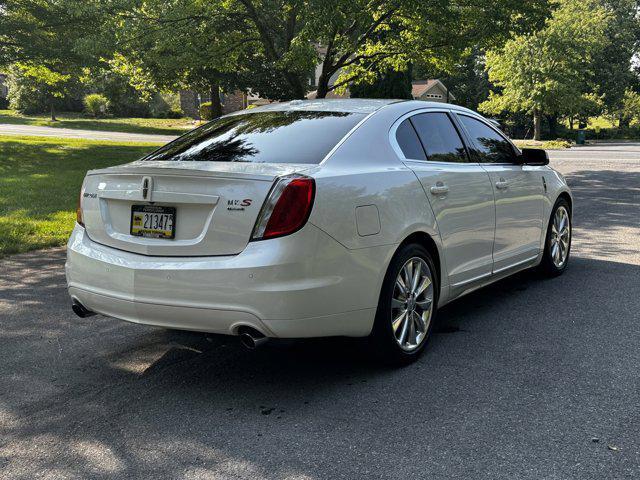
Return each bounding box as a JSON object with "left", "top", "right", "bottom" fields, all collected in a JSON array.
[{"left": 520, "top": 148, "right": 549, "bottom": 166}]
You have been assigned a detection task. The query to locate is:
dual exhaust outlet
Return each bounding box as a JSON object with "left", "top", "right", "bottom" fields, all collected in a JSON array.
[{"left": 72, "top": 300, "right": 269, "bottom": 350}]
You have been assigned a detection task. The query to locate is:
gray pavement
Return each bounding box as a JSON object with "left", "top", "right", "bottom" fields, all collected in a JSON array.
[
  {"left": 0, "top": 123, "right": 175, "bottom": 143},
  {"left": 1, "top": 144, "right": 639, "bottom": 479}
]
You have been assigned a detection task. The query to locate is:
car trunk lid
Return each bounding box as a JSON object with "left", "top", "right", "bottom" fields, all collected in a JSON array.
[{"left": 81, "top": 162, "right": 313, "bottom": 256}]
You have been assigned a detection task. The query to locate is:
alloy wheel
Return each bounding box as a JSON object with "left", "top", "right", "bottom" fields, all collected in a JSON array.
[
  {"left": 391, "top": 257, "right": 434, "bottom": 351},
  {"left": 550, "top": 205, "right": 571, "bottom": 268}
]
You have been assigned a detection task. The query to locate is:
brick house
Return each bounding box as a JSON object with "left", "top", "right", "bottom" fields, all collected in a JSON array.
[{"left": 179, "top": 89, "right": 270, "bottom": 119}]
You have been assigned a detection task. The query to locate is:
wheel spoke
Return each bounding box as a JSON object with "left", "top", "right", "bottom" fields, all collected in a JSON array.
[
  {"left": 407, "top": 313, "right": 417, "bottom": 345},
  {"left": 398, "top": 314, "right": 410, "bottom": 345},
  {"left": 411, "top": 262, "right": 422, "bottom": 290},
  {"left": 403, "top": 263, "right": 413, "bottom": 291},
  {"left": 558, "top": 216, "right": 567, "bottom": 233},
  {"left": 391, "top": 298, "right": 405, "bottom": 310},
  {"left": 417, "top": 298, "right": 432, "bottom": 310},
  {"left": 392, "top": 311, "right": 407, "bottom": 333},
  {"left": 415, "top": 276, "right": 432, "bottom": 297},
  {"left": 396, "top": 276, "right": 408, "bottom": 296}
]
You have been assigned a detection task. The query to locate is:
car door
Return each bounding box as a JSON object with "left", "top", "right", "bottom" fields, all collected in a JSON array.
[
  {"left": 392, "top": 111, "right": 496, "bottom": 289},
  {"left": 456, "top": 114, "right": 545, "bottom": 272}
]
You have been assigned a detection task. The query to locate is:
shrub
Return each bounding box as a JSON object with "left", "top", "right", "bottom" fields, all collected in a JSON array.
[
  {"left": 199, "top": 101, "right": 214, "bottom": 120},
  {"left": 84, "top": 93, "right": 109, "bottom": 117},
  {"left": 163, "top": 109, "right": 184, "bottom": 119},
  {"left": 149, "top": 92, "right": 183, "bottom": 118},
  {"left": 0, "top": 97, "right": 9, "bottom": 109}
]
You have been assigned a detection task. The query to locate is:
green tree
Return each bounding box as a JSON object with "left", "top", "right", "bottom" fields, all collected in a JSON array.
[
  {"left": 2, "top": 0, "right": 551, "bottom": 106},
  {"left": 92, "top": 0, "right": 551, "bottom": 101},
  {"left": 105, "top": 0, "right": 254, "bottom": 117},
  {"left": 7, "top": 64, "right": 82, "bottom": 119},
  {"left": 0, "top": 0, "right": 112, "bottom": 118},
  {"left": 591, "top": 0, "right": 640, "bottom": 127},
  {"left": 480, "top": 0, "right": 612, "bottom": 140},
  {"left": 308, "top": 0, "right": 550, "bottom": 99}
]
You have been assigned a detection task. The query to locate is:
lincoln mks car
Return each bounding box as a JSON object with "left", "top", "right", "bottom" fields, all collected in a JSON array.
[{"left": 66, "top": 99, "right": 572, "bottom": 362}]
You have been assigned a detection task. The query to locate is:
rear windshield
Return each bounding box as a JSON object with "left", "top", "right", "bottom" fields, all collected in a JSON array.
[{"left": 143, "top": 111, "right": 366, "bottom": 164}]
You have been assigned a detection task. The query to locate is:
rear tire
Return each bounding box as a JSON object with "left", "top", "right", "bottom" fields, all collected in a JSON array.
[
  {"left": 539, "top": 198, "right": 572, "bottom": 277},
  {"left": 370, "top": 244, "right": 438, "bottom": 365}
]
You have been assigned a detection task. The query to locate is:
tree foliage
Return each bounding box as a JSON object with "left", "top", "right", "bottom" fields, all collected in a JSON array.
[
  {"left": 6, "top": 64, "right": 84, "bottom": 118},
  {"left": 479, "top": 0, "right": 635, "bottom": 139},
  {"left": 350, "top": 67, "right": 412, "bottom": 99},
  {"left": 4, "top": 0, "right": 549, "bottom": 104}
]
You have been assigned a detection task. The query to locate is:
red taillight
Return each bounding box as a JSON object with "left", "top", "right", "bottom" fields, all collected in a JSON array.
[
  {"left": 252, "top": 175, "right": 315, "bottom": 240},
  {"left": 76, "top": 185, "right": 85, "bottom": 227}
]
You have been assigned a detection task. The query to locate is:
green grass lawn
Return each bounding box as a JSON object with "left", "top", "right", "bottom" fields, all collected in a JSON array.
[
  {"left": 0, "top": 110, "right": 200, "bottom": 135},
  {"left": 513, "top": 139, "right": 572, "bottom": 150},
  {"left": 0, "top": 135, "right": 161, "bottom": 257}
]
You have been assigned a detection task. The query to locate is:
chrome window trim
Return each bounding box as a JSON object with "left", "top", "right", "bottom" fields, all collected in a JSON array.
[
  {"left": 454, "top": 112, "right": 523, "bottom": 163},
  {"left": 388, "top": 107, "right": 481, "bottom": 166}
]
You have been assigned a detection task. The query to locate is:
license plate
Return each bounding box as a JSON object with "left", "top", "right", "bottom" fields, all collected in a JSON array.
[{"left": 130, "top": 205, "right": 176, "bottom": 239}]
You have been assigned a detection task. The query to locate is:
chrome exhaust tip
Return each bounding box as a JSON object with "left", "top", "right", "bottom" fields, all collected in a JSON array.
[
  {"left": 239, "top": 329, "right": 269, "bottom": 350},
  {"left": 72, "top": 299, "right": 96, "bottom": 318}
]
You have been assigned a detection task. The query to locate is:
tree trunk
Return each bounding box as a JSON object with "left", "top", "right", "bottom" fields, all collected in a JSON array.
[
  {"left": 533, "top": 110, "right": 542, "bottom": 141},
  {"left": 547, "top": 114, "right": 558, "bottom": 138},
  {"left": 316, "top": 73, "right": 329, "bottom": 99},
  {"left": 619, "top": 113, "right": 630, "bottom": 129},
  {"left": 50, "top": 102, "right": 57, "bottom": 122},
  {"left": 569, "top": 117, "right": 574, "bottom": 130},
  {"left": 210, "top": 81, "right": 223, "bottom": 118}
]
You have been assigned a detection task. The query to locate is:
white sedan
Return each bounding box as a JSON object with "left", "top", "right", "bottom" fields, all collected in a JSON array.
[{"left": 66, "top": 99, "right": 572, "bottom": 362}]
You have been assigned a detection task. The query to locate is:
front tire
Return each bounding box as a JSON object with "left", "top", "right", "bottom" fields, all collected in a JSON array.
[
  {"left": 371, "top": 244, "right": 438, "bottom": 364},
  {"left": 539, "top": 198, "right": 572, "bottom": 277}
]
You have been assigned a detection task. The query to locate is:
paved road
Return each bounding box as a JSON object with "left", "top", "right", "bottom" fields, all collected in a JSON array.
[
  {"left": 0, "top": 123, "right": 175, "bottom": 143},
  {"left": 1, "top": 145, "right": 639, "bottom": 479}
]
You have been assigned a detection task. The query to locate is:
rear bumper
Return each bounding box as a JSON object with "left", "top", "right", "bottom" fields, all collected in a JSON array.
[{"left": 66, "top": 224, "right": 394, "bottom": 338}]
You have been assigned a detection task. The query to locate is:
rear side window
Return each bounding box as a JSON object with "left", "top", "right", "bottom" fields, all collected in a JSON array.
[
  {"left": 143, "top": 111, "right": 366, "bottom": 164},
  {"left": 410, "top": 113, "right": 468, "bottom": 163},
  {"left": 458, "top": 115, "right": 517, "bottom": 163},
  {"left": 395, "top": 119, "right": 427, "bottom": 160}
]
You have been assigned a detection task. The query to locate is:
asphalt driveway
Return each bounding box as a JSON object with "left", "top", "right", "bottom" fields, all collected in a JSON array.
[{"left": 1, "top": 145, "right": 639, "bottom": 479}]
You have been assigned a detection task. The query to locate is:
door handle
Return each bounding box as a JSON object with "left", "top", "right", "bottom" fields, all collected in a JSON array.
[
  {"left": 495, "top": 179, "right": 509, "bottom": 190},
  {"left": 430, "top": 183, "right": 449, "bottom": 195}
]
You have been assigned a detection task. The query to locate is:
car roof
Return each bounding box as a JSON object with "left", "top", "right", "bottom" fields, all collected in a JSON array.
[
  {"left": 237, "top": 98, "right": 480, "bottom": 116},
  {"left": 245, "top": 99, "right": 401, "bottom": 114}
]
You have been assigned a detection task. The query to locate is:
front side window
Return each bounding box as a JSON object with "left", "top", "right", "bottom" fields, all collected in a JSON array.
[
  {"left": 458, "top": 115, "right": 517, "bottom": 164},
  {"left": 410, "top": 113, "right": 468, "bottom": 163},
  {"left": 143, "top": 111, "right": 366, "bottom": 164}
]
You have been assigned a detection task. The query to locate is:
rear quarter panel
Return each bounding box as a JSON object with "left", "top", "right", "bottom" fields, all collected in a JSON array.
[{"left": 307, "top": 103, "right": 447, "bottom": 295}]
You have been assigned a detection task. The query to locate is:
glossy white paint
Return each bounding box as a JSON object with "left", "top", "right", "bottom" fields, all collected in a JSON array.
[{"left": 66, "top": 99, "right": 572, "bottom": 338}]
